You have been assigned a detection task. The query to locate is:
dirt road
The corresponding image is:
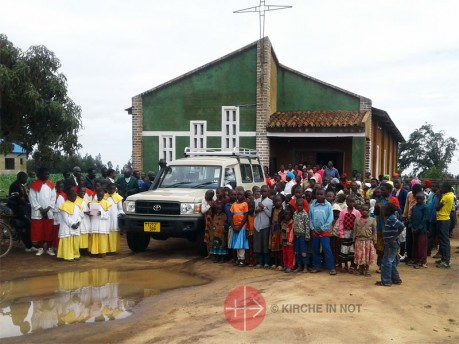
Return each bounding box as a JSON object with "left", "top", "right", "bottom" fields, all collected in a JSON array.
[{"left": 1, "top": 232, "right": 458, "bottom": 344}]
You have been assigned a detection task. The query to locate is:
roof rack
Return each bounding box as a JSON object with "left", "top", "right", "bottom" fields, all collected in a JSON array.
[{"left": 184, "top": 147, "right": 260, "bottom": 159}]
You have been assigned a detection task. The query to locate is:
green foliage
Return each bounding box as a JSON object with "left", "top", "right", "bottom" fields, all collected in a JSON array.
[
  {"left": 26, "top": 152, "right": 118, "bottom": 174},
  {"left": 421, "top": 166, "right": 442, "bottom": 179},
  {"left": 398, "top": 123, "right": 457, "bottom": 177},
  {"left": 0, "top": 34, "right": 82, "bottom": 158}
]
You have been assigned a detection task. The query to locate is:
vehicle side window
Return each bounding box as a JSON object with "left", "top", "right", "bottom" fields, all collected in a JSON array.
[
  {"left": 225, "top": 167, "right": 236, "bottom": 188},
  {"left": 252, "top": 165, "right": 263, "bottom": 182},
  {"left": 240, "top": 164, "right": 253, "bottom": 183}
]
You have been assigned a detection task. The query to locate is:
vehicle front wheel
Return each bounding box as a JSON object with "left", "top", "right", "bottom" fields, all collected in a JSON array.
[{"left": 126, "top": 232, "right": 151, "bottom": 252}]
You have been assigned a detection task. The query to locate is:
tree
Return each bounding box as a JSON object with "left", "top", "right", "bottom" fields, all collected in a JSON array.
[
  {"left": 27, "top": 151, "right": 110, "bottom": 174},
  {"left": 398, "top": 123, "right": 457, "bottom": 177},
  {"left": 0, "top": 34, "right": 82, "bottom": 159}
]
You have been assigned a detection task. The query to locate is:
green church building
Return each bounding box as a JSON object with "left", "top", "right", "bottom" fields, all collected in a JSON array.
[{"left": 127, "top": 38, "right": 404, "bottom": 177}]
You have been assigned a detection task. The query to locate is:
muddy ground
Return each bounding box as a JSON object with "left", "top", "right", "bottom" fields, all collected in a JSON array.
[{"left": 1, "top": 228, "right": 458, "bottom": 344}]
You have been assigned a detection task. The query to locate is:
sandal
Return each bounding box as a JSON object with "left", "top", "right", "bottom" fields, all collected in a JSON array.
[
  {"left": 392, "top": 279, "right": 402, "bottom": 285},
  {"left": 375, "top": 281, "right": 392, "bottom": 287}
]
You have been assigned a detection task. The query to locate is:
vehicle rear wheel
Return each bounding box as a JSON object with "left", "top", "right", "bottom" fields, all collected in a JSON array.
[{"left": 126, "top": 232, "right": 151, "bottom": 252}]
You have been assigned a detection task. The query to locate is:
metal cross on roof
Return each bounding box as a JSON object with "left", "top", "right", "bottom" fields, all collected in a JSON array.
[{"left": 234, "top": 0, "right": 292, "bottom": 41}]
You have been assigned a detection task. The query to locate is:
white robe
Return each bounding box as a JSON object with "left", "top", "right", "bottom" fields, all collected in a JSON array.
[
  {"left": 79, "top": 200, "right": 91, "bottom": 235},
  {"left": 106, "top": 197, "right": 124, "bottom": 231},
  {"left": 58, "top": 204, "right": 82, "bottom": 238},
  {"left": 89, "top": 203, "right": 110, "bottom": 235},
  {"left": 53, "top": 194, "right": 66, "bottom": 225},
  {"left": 29, "top": 183, "right": 56, "bottom": 220}
]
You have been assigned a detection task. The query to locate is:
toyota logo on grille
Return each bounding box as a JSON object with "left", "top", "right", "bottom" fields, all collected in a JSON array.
[{"left": 152, "top": 204, "right": 161, "bottom": 211}]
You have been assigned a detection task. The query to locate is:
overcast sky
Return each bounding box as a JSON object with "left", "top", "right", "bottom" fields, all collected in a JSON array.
[{"left": 2, "top": 0, "right": 458, "bottom": 174}]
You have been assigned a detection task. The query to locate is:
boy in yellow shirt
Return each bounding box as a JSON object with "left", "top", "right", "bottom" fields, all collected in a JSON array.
[{"left": 435, "top": 182, "right": 454, "bottom": 268}]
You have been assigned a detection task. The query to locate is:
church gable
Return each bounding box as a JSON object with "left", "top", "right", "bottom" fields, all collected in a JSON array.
[
  {"left": 276, "top": 65, "right": 360, "bottom": 112},
  {"left": 142, "top": 45, "right": 258, "bottom": 133}
]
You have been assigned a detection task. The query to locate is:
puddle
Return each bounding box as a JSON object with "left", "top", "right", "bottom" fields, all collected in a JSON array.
[{"left": 0, "top": 268, "right": 206, "bottom": 338}]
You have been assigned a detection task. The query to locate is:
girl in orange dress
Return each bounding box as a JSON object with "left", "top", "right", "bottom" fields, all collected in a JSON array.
[{"left": 229, "top": 187, "right": 249, "bottom": 267}]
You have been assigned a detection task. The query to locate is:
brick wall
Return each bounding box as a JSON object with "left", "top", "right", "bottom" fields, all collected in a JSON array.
[
  {"left": 131, "top": 95, "right": 143, "bottom": 171},
  {"left": 256, "top": 38, "right": 272, "bottom": 169},
  {"left": 360, "top": 97, "right": 372, "bottom": 174}
]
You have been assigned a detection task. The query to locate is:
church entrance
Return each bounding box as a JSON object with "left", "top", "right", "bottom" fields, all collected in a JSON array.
[{"left": 268, "top": 137, "right": 351, "bottom": 176}]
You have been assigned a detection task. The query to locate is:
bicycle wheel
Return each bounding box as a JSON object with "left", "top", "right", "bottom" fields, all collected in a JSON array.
[{"left": 0, "top": 221, "right": 13, "bottom": 258}]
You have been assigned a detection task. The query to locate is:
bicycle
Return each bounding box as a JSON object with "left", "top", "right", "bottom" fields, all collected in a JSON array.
[{"left": 0, "top": 190, "right": 19, "bottom": 258}]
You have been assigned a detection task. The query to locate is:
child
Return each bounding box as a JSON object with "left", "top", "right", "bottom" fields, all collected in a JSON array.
[
  {"left": 325, "top": 190, "right": 335, "bottom": 205},
  {"left": 254, "top": 185, "right": 273, "bottom": 269},
  {"left": 57, "top": 190, "right": 81, "bottom": 261},
  {"left": 215, "top": 187, "right": 225, "bottom": 203},
  {"left": 280, "top": 207, "right": 295, "bottom": 272},
  {"left": 245, "top": 201, "right": 256, "bottom": 267},
  {"left": 330, "top": 203, "right": 342, "bottom": 269},
  {"left": 105, "top": 183, "right": 124, "bottom": 254},
  {"left": 225, "top": 189, "right": 237, "bottom": 263},
  {"left": 309, "top": 188, "right": 336, "bottom": 275},
  {"left": 253, "top": 188, "right": 261, "bottom": 202},
  {"left": 269, "top": 195, "right": 284, "bottom": 270},
  {"left": 209, "top": 200, "right": 228, "bottom": 263},
  {"left": 304, "top": 189, "right": 313, "bottom": 204},
  {"left": 293, "top": 198, "right": 310, "bottom": 273},
  {"left": 201, "top": 189, "right": 215, "bottom": 259},
  {"left": 245, "top": 190, "right": 254, "bottom": 202},
  {"left": 376, "top": 202, "right": 405, "bottom": 286},
  {"left": 335, "top": 193, "right": 347, "bottom": 210},
  {"left": 288, "top": 186, "right": 307, "bottom": 212},
  {"left": 52, "top": 181, "right": 67, "bottom": 253},
  {"left": 76, "top": 186, "right": 91, "bottom": 255},
  {"left": 338, "top": 196, "right": 361, "bottom": 273},
  {"left": 353, "top": 204, "right": 377, "bottom": 276},
  {"left": 88, "top": 188, "right": 111, "bottom": 258},
  {"left": 411, "top": 192, "right": 429, "bottom": 269},
  {"left": 29, "top": 167, "right": 56, "bottom": 256},
  {"left": 229, "top": 187, "right": 249, "bottom": 267}
]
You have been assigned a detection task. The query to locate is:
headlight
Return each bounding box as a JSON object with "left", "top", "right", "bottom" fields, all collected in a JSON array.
[
  {"left": 124, "top": 200, "right": 136, "bottom": 213},
  {"left": 180, "top": 203, "right": 201, "bottom": 214}
]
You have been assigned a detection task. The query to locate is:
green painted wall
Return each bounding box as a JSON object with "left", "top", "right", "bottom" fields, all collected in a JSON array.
[
  {"left": 176, "top": 137, "right": 188, "bottom": 160},
  {"left": 207, "top": 136, "right": 220, "bottom": 148},
  {"left": 277, "top": 68, "right": 360, "bottom": 112},
  {"left": 143, "top": 136, "right": 159, "bottom": 172},
  {"left": 239, "top": 106, "right": 257, "bottom": 132},
  {"left": 351, "top": 137, "right": 365, "bottom": 176},
  {"left": 143, "top": 47, "right": 257, "bottom": 132}
]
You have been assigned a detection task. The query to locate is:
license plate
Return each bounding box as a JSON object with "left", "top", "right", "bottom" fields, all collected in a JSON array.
[{"left": 144, "top": 222, "right": 160, "bottom": 232}]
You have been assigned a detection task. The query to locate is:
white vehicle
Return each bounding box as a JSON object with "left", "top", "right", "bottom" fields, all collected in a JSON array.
[{"left": 119, "top": 147, "right": 266, "bottom": 252}]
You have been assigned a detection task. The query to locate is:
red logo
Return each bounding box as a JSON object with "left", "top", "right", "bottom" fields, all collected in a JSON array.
[{"left": 224, "top": 286, "right": 266, "bottom": 331}]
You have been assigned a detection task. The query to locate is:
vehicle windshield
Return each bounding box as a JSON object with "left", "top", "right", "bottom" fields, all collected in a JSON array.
[{"left": 159, "top": 165, "right": 222, "bottom": 189}]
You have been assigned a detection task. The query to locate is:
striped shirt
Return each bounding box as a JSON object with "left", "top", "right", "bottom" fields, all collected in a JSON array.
[{"left": 383, "top": 214, "right": 405, "bottom": 244}]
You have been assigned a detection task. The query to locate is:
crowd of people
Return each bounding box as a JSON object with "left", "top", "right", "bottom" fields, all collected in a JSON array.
[
  {"left": 6, "top": 166, "right": 151, "bottom": 261},
  {"left": 202, "top": 161, "right": 457, "bottom": 287},
  {"left": 5, "top": 161, "right": 457, "bottom": 286}
]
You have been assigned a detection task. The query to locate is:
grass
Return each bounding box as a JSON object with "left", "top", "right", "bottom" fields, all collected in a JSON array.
[{"left": 0, "top": 174, "right": 63, "bottom": 198}]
